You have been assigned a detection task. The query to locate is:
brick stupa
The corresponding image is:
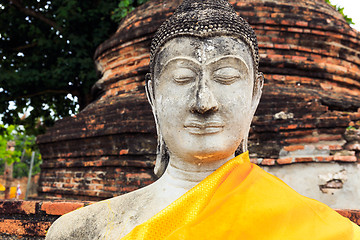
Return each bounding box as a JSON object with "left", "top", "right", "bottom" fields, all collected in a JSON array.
[{"left": 37, "top": 0, "right": 360, "bottom": 205}]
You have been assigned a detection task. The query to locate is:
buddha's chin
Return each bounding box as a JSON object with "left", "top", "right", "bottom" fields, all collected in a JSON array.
[
  {"left": 178, "top": 146, "right": 237, "bottom": 164},
  {"left": 192, "top": 152, "right": 234, "bottom": 163},
  {"left": 164, "top": 127, "right": 242, "bottom": 162}
]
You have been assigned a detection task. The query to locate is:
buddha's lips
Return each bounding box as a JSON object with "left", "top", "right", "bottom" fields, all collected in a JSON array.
[{"left": 184, "top": 121, "right": 224, "bottom": 135}]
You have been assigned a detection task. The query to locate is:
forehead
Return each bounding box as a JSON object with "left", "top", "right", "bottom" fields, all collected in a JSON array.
[{"left": 154, "top": 36, "right": 253, "bottom": 73}]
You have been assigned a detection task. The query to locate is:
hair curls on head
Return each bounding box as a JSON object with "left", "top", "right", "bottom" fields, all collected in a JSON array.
[{"left": 149, "top": 0, "right": 260, "bottom": 79}]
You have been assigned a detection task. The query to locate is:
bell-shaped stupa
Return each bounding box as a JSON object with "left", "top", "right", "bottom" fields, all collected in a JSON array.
[{"left": 37, "top": 0, "right": 360, "bottom": 208}]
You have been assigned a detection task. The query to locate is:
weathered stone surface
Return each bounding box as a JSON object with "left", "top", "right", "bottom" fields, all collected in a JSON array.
[
  {"left": 263, "top": 162, "right": 360, "bottom": 209},
  {"left": 37, "top": 0, "right": 360, "bottom": 200}
]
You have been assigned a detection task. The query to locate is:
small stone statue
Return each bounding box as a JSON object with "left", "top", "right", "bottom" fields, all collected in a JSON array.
[{"left": 46, "top": 0, "right": 360, "bottom": 239}]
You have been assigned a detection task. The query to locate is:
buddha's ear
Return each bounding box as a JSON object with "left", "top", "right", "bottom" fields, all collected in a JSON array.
[
  {"left": 145, "top": 73, "right": 169, "bottom": 177},
  {"left": 251, "top": 72, "right": 264, "bottom": 113},
  {"left": 145, "top": 73, "right": 155, "bottom": 109}
]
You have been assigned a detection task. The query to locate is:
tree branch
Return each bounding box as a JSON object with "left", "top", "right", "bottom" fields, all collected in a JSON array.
[
  {"left": 13, "top": 42, "right": 37, "bottom": 51},
  {"left": 11, "top": 89, "right": 76, "bottom": 101},
  {"left": 8, "top": 0, "right": 64, "bottom": 32}
]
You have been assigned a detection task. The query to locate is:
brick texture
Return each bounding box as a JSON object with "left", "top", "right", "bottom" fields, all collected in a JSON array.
[
  {"left": 36, "top": 0, "right": 360, "bottom": 200},
  {"left": 0, "top": 200, "right": 358, "bottom": 239},
  {"left": 0, "top": 200, "right": 92, "bottom": 239}
]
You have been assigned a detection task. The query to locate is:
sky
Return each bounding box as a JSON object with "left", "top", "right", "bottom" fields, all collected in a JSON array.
[{"left": 331, "top": 0, "right": 360, "bottom": 31}]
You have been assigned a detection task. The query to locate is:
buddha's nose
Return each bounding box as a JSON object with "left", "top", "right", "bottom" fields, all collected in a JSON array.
[{"left": 190, "top": 79, "right": 219, "bottom": 114}]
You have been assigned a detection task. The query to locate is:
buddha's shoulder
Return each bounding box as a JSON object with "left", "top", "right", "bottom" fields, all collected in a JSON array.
[{"left": 45, "top": 184, "right": 158, "bottom": 240}]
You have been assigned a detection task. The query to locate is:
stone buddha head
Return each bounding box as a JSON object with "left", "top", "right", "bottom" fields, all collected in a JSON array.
[{"left": 146, "top": 0, "right": 264, "bottom": 176}]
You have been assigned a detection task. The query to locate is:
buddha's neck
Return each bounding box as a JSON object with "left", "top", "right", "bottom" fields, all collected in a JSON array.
[{"left": 161, "top": 154, "right": 234, "bottom": 190}]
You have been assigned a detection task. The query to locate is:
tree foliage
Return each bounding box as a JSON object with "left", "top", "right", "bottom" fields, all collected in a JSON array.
[
  {"left": 0, "top": 125, "right": 21, "bottom": 165},
  {"left": 111, "top": 0, "right": 149, "bottom": 23},
  {"left": 0, "top": 124, "right": 41, "bottom": 178},
  {"left": 325, "top": 0, "right": 354, "bottom": 25},
  {"left": 0, "top": 0, "right": 120, "bottom": 135}
]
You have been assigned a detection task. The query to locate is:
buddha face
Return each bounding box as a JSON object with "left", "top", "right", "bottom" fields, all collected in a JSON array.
[{"left": 149, "top": 36, "right": 261, "bottom": 164}]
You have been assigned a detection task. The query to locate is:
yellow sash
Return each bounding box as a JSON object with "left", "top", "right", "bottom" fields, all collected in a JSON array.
[{"left": 122, "top": 152, "right": 360, "bottom": 239}]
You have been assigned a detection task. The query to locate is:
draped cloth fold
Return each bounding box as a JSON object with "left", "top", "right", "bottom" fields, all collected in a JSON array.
[{"left": 121, "top": 152, "right": 360, "bottom": 240}]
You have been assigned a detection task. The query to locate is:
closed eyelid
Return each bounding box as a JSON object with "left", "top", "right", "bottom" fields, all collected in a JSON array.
[
  {"left": 160, "top": 57, "right": 201, "bottom": 76},
  {"left": 213, "top": 67, "right": 241, "bottom": 77},
  {"left": 206, "top": 55, "right": 250, "bottom": 72},
  {"left": 173, "top": 68, "right": 197, "bottom": 81}
]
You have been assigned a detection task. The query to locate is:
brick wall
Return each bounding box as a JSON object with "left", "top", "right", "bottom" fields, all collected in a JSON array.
[
  {"left": 0, "top": 200, "right": 92, "bottom": 239},
  {"left": 37, "top": 0, "right": 360, "bottom": 200},
  {"left": 0, "top": 200, "right": 359, "bottom": 239}
]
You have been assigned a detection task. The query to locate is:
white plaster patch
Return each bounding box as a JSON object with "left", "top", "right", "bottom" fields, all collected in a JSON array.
[
  {"left": 318, "top": 169, "right": 347, "bottom": 184},
  {"left": 274, "top": 111, "right": 294, "bottom": 120}
]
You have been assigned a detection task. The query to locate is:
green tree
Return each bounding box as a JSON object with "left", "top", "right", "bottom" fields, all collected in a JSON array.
[
  {"left": 0, "top": 0, "right": 120, "bottom": 135},
  {"left": 0, "top": 124, "right": 40, "bottom": 178},
  {"left": 13, "top": 134, "right": 42, "bottom": 178},
  {"left": 325, "top": 0, "right": 354, "bottom": 25},
  {"left": 111, "top": 0, "right": 149, "bottom": 23},
  {"left": 0, "top": 125, "right": 21, "bottom": 166}
]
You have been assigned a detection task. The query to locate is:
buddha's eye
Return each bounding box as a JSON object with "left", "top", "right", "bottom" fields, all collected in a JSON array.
[
  {"left": 213, "top": 67, "right": 242, "bottom": 84},
  {"left": 172, "top": 68, "right": 196, "bottom": 84}
]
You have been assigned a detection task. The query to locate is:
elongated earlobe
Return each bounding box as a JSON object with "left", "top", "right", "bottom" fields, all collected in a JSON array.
[
  {"left": 154, "top": 136, "right": 169, "bottom": 177},
  {"left": 236, "top": 72, "right": 264, "bottom": 156},
  {"left": 252, "top": 72, "right": 264, "bottom": 113},
  {"left": 145, "top": 73, "right": 154, "bottom": 108},
  {"left": 145, "top": 73, "right": 170, "bottom": 177}
]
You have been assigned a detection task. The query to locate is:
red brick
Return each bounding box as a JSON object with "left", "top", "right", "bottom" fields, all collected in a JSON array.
[
  {"left": 41, "top": 202, "right": 84, "bottom": 216},
  {"left": 279, "top": 124, "right": 298, "bottom": 130},
  {"left": 333, "top": 155, "right": 357, "bottom": 162},
  {"left": 63, "top": 183, "right": 75, "bottom": 188},
  {"left": 274, "top": 44, "right": 290, "bottom": 50},
  {"left": 286, "top": 137, "right": 319, "bottom": 144},
  {"left": 288, "top": 27, "right": 303, "bottom": 33},
  {"left": 311, "top": 29, "right": 325, "bottom": 36},
  {"left": 316, "top": 145, "right": 329, "bottom": 150},
  {"left": 295, "top": 157, "right": 314, "bottom": 163},
  {"left": 121, "top": 186, "right": 138, "bottom": 192},
  {"left": 277, "top": 158, "right": 293, "bottom": 165},
  {"left": 137, "top": 172, "right": 152, "bottom": 179},
  {"left": 20, "top": 201, "right": 37, "bottom": 214},
  {"left": 283, "top": 145, "right": 305, "bottom": 152},
  {"left": 295, "top": 21, "right": 308, "bottom": 27},
  {"left": 104, "top": 186, "right": 119, "bottom": 192},
  {"left": 329, "top": 144, "right": 343, "bottom": 150},
  {"left": 315, "top": 156, "right": 334, "bottom": 162},
  {"left": 261, "top": 158, "right": 275, "bottom": 165},
  {"left": 291, "top": 56, "right": 307, "bottom": 61},
  {"left": 319, "top": 134, "right": 343, "bottom": 141},
  {"left": 0, "top": 201, "right": 37, "bottom": 215},
  {"left": 0, "top": 219, "right": 51, "bottom": 236},
  {"left": 280, "top": 19, "right": 291, "bottom": 25},
  {"left": 119, "top": 149, "right": 129, "bottom": 155},
  {"left": 265, "top": 19, "right": 276, "bottom": 25}
]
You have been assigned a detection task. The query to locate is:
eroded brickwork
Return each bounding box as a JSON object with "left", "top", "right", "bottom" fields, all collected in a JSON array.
[
  {"left": 37, "top": 0, "right": 360, "bottom": 200},
  {"left": 0, "top": 200, "right": 92, "bottom": 239},
  {"left": 0, "top": 200, "right": 358, "bottom": 239}
]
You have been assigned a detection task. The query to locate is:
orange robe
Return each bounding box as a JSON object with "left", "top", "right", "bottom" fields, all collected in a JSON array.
[{"left": 122, "top": 152, "right": 360, "bottom": 239}]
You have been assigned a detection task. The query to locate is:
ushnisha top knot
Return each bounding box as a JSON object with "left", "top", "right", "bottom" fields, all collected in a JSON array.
[{"left": 150, "top": 0, "right": 259, "bottom": 76}]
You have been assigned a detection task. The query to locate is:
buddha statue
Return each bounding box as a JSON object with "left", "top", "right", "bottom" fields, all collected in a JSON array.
[{"left": 46, "top": 0, "right": 360, "bottom": 239}]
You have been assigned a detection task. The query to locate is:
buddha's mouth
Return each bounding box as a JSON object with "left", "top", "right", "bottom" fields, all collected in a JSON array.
[{"left": 184, "top": 120, "right": 224, "bottom": 135}]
